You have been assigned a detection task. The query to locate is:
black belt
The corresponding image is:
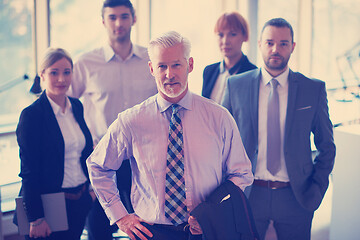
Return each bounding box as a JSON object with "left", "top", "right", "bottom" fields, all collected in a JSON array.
[
  {"left": 153, "top": 222, "right": 189, "bottom": 232},
  {"left": 253, "top": 179, "right": 290, "bottom": 189},
  {"left": 62, "top": 182, "right": 88, "bottom": 200}
]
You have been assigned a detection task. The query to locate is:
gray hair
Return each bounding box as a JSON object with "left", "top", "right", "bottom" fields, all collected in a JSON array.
[{"left": 148, "top": 31, "right": 191, "bottom": 61}]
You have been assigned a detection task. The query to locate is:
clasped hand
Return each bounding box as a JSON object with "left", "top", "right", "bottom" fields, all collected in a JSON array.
[
  {"left": 188, "top": 216, "right": 202, "bottom": 235},
  {"left": 29, "top": 218, "right": 52, "bottom": 238}
]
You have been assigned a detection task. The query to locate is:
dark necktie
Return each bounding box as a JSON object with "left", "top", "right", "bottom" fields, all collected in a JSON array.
[
  {"left": 267, "top": 79, "right": 281, "bottom": 175},
  {"left": 164, "top": 104, "right": 187, "bottom": 225}
]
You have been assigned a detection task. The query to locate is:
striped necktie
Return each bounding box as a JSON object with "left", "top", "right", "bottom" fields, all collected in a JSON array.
[{"left": 164, "top": 104, "right": 187, "bottom": 225}]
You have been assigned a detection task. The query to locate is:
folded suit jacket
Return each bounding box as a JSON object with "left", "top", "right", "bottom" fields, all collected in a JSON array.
[{"left": 191, "top": 180, "right": 259, "bottom": 240}]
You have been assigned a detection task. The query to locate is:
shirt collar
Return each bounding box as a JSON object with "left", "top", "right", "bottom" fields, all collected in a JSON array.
[
  {"left": 156, "top": 90, "right": 193, "bottom": 113},
  {"left": 47, "top": 94, "right": 72, "bottom": 116},
  {"left": 104, "top": 44, "right": 116, "bottom": 62},
  {"left": 219, "top": 53, "right": 247, "bottom": 75},
  {"left": 104, "top": 43, "right": 146, "bottom": 62},
  {"left": 261, "top": 66, "right": 290, "bottom": 87},
  {"left": 219, "top": 60, "right": 226, "bottom": 74},
  {"left": 132, "top": 44, "right": 148, "bottom": 59}
]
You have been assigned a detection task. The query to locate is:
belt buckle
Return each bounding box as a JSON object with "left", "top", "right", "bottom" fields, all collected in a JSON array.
[{"left": 268, "top": 181, "right": 278, "bottom": 190}]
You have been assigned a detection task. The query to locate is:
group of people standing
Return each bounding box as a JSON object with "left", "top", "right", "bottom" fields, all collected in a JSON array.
[{"left": 15, "top": 0, "right": 336, "bottom": 240}]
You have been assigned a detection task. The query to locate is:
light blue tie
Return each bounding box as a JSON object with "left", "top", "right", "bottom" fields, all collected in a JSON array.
[
  {"left": 164, "top": 104, "right": 187, "bottom": 225},
  {"left": 267, "top": 79, "right": 281, "bottom": 175}
]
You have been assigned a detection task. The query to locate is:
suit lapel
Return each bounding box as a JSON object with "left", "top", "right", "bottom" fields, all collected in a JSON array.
[
  {"left": 70, "top": 98, "right": 89, "bottom": 152},
  {"left": 284, "top": 70, "right": 298, "bottom": 145},
  {"left": 250, "top": 69, "right": 261, "bottom": 172},
  {"left": 208, "top": 65, "right": 220, "bottom": 97},
  {"left": 251, "top": 69, "right": 261, "bottom": 142},
  {"left": 40, "top": 92, "right": 65, "bottom": 157},
  {"left": 70, "top": 98, "right": 81, "bottom": 128},
  {"left": 69, "top": 97, "right": 90, "bottom": 175}
]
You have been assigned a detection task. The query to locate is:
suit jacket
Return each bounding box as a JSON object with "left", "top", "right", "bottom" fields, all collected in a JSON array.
[
  {"left": 16, "top": 91, "right": 93, "bottom": 221},
  {"left": 202, "top": 54, "right": 257, "bottom": 99},
  {"left": 222, "top": 68, "right": 336, "bottom": 211},
  {"left": 191, "top": 180, "right": 259, "bottom": 240}
]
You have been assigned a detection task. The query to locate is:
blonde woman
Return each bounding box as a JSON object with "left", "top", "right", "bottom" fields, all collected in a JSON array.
[{"left": 16, "top": 48, "right": 93, "bottom": 239}]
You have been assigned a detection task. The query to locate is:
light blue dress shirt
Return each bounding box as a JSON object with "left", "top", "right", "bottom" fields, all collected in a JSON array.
[{"left": 87, "top": 91, "right": 254, "bottom": 225}]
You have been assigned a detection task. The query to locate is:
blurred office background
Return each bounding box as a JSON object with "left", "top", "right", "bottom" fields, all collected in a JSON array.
[{"left": 1, "top": 0, "right": 359, "bottom": 239}]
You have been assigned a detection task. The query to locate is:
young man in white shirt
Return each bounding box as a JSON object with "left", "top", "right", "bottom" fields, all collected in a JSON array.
[{"left": 68, "top": 1, "right": 157, "bottom": 239}]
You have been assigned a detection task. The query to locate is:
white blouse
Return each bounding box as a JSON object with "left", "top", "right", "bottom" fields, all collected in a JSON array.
[{"left": 47, "top": 95, "right": 87, "bottom": 188}]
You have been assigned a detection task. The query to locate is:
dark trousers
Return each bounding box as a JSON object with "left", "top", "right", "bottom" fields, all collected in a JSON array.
[
  {"left": 87, "top": 160, "right": 133, "bottom": 240},
  {"left": 249, "top": 185, "right": 314, "bottom": 240},
  {"left": 86, "top": 198, "right": 116, "bottom": 240},
  {"left": 135, "top": 223, "right": 203, "bottom": 240},
  {"left": 26, "top": 189, "right": 92, "bottom": 240}
]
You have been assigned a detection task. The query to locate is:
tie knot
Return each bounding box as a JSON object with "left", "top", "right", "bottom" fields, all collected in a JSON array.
[
  {"left": 172, "top": 104, "right": 181, "bottom": 115},
  {"left": 270, "top": 79, "right": 279, "bottom": 89}
]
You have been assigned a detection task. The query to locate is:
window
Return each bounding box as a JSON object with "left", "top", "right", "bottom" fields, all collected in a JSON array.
[
  {"left": 50, "top": 0, "right": 106, "bottom": 60},
  {"left": 0, "top": 0, "right": 34, "bottom": 116},
  {"left": 0, "top": 0, "right": 34, "bottom": 212},
  {"left": 313, "top": 0, "right": 360, "bottom": 90},
  {"left": 312, "top": 0, "right": 360, "bottom": 126}
]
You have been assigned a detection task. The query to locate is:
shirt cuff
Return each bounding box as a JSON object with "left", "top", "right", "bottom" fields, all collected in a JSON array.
[
  {"left": 228, "top": 173, "right": 254, "bottom": 191},
  {"left": 104, "top": 200, "right": 129, "bottom": 225}
]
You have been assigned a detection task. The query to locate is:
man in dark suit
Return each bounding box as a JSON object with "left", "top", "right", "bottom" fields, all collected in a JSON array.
[{"left": 222, "top": 18, "right": 336, "bottom": 240}]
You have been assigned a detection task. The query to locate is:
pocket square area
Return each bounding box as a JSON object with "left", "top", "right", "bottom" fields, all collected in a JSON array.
[
  {"left": 220, "top": 194, "right": 231, "bottom": 203},
  {"left": 297, "top": 106, "right": 312, "bottom": 110}
]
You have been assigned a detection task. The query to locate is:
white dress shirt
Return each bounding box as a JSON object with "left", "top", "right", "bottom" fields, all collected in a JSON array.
[
  {"left": 256, "top": 67, "right": 290, "bottom": 182},
  {"left": 87, "top": 91, "right": 254, "bottom": 225},
  {"left": 210, "top": 61, "right": 230, "bottom": 104},
  {"left": 47, "top": 95, "right": 88, "bottom": 188},
  {"left": 68, "top": 44, "right": 158, "bottom": 144}
]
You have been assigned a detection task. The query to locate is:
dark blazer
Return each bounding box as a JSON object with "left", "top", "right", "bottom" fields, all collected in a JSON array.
[
  {"left": 202, "top": 54, "right": 257, "bottom": 99},
  {"left": 16, "top": 91, "right": 93, "bottom": 222},
  {"left": 222, "top": 69, "right": 336, "bottom": 211},
  {"left": 191, "top": 180, "right": 259, "bottom": 240}
]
